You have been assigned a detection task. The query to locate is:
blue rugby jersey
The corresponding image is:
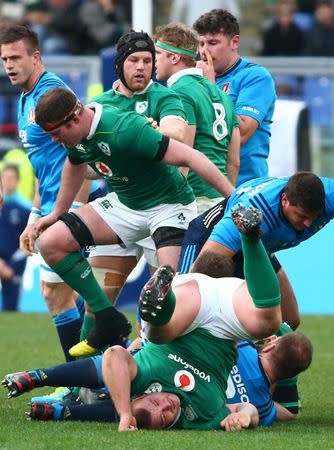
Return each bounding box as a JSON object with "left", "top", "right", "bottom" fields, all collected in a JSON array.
[
  {"left": 216, "top": 58, "right": 276, "bottom": 186},
  {"left": 226, "top": 341, "right": 276, "bottom": 426},
  {"left": 17, "top": 72, "right": 68, "bottom": 216},
  {"left": 210, "top": 176, "right": 334, "bottom": 253},
  {"left": 17, "top": 72, "right": 99, "bottom": 216}
]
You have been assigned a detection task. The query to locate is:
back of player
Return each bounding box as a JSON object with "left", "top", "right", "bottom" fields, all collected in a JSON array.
[{"left": 171, "top": 73, "right": 238, "bottom": 199}]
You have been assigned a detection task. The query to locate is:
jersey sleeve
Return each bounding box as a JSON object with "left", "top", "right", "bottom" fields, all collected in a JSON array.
[
  {"left": 209, "top": 215, "right": 242, "bottom": 251},
  {"left": 272, "top": 384, "right": 300, "bottom": 414},
  {"left": 157, "top": 90, "right": 187, "bottom": 122},
  {"left": 234, "top": 67, "right": 276, "bottom": 125},
  {"left": 172, "top": 90, "right": 197, "bottom": 125}
]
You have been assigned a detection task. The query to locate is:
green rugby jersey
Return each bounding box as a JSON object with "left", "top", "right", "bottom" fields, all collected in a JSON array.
[
  {"left": 67, "top": 103, "right": 194, "bottom": 210},
  {"left": 132, "top": 328, "right": 237, "bottom": 430},
  {"left": 93, "top": 80, "right": 186, "bottom": 123},
  {"left": 169, "top": 69, "right": 239, "bottom": 198}
]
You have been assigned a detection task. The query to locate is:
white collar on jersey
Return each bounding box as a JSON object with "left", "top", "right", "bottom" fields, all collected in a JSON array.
[
  {"left": 112, "top": 79, "right": 154, "bottom": 97},
  {"left": 85, "top": 101, "right": 103, "bottom": 140},
  {"left": 167, "top": 67, "right": 203, "bottom": 88}
]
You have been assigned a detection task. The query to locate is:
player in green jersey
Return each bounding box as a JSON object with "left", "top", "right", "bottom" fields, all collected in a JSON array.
[
  {"left": 155, "top": 22, "right": 240, "bottom": 213},
  {"left": 32, "top": 87, "right": 234, "bottom": 356},
  {"left": 80, "top": 31, "right": 189, "bottom": 353},
  {"left": 102, "top": 205, "right": 312, "bottom": 431}
]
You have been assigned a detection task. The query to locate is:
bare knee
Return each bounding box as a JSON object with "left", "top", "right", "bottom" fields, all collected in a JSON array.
[
  {"left": 40, "top": 281, "right": 76, "bottom": 315},
  {"left": 38, "top": 222, "right": 78, "bottom": 264}
]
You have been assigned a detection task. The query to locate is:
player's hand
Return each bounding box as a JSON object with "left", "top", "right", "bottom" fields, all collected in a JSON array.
[
  {"left": 118, "top": 414, "right": 138, "bottom": 432},
  {"left": 0, "top": 193, "right": 3, "bottom": 209},
  {"left": 220, "top": 412, "right": 251, "bottom": 432},
  {"left": 34, "top": 212, "right": 59, "bottom": 235},
  {"left": 0, "top": 258, "right": 15, "bottom": 280},
  {"left": 196, "top": 50, "right": 215, "bottom": 83},
  {"left": 146, "top": 116, "right": 159, "bottom": 130},
  {"left": 20, "top": 224, "right": 38, "bottom": 256}
]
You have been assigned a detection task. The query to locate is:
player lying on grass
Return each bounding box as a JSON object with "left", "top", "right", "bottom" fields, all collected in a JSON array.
[
  {"left": 2, "top": 206, "right": 312, "bottom": 430},
  {"left": 2, "top": 325, "right": 310, "bottom": 427}
]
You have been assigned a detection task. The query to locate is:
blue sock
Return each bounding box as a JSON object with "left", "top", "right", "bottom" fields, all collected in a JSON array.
[
  {"left": 28, "top": 370, "right": 43, "bottom": 385},
  {"left": 75, "top": 296, "right": 85, "bottom": 323},
  {"left": 53, "top": 403, "right": 65, "bottom": 420},
  {"left": 38, "top": 357, "right": 102, "bottom": 388},
  {"left": 53, "top": 307, "right": 82, "bottom": 362},
  {"left": 63, "top": 402, "right": 118, "bottom": 422}
]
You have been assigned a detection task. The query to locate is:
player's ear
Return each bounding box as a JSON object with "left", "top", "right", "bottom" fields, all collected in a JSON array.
[{"left": 261, "top": 342, "right": 276, "bottom": 353}]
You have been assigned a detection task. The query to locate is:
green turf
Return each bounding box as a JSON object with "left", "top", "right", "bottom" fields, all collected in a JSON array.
[{"left": 0, "top": 313, "right": 333, "bottom": 449}]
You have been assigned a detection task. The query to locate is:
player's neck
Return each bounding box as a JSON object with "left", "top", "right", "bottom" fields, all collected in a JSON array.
[
  {"left": 117, "top": 81, "right": 135, "bottom": 98},
  {"left": 216, "top": 55, "right": 240, "bottom": 77},
  {"left": 23, "top": 65, "right": 45, "bottom": 93}
]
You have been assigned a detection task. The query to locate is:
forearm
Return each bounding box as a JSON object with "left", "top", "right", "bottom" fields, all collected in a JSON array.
[
  {"left": 227, "top": 160, "right": 239, "bottom": 186},
  {"left": 188, "top": 149, "right": 234, "bottom": 197},
  {"left": 227, "top": 127, "right": 240, "bottom": 186},
  {"left": 74, "top": 179, "right": 92, "bottom": 204},
  {"left": 53, "top": 159, "right": 87, "bottom": 215},
  {"left": 102, "top": 347, "right": 134, "bottom": 419}
]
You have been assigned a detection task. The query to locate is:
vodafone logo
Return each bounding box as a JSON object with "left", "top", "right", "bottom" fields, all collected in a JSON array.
[
  {"left": 174, "top": 370, "right": 195, "bottom": 392},
  {"left": 95, "top": 161, "right": 113, "bottom": 177}
]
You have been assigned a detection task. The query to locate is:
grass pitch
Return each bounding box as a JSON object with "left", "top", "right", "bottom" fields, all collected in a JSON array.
[{"left": 0, "top": 313, "right": 333, "bottom": 450}]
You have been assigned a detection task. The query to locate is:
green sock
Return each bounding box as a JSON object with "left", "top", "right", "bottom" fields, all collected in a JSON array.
[
  {"left": 80, "top": 314, "right": 96, "bottom": 340},
  {"left": 240, "top": 234, "right": 281, "bottom": 308},
  {"left": 51, "top": 253, "right": 112, "bottom": 313},
  {"left": 149, "top": 289, "right": 176, "bottom": 326}
]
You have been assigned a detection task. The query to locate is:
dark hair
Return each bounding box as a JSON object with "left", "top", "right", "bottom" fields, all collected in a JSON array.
[
  {"left": 191, "top": 251, "right": 235, "bottom": 278},
  {"left": 133, "top": 407, "right": 153, "bottom": 429},
  {"left": 193, "top": 9, "right": 240, "bottom": 38},
  {"left": 35, "top": 87, "right": 78, "bottom": 129},
  {"left": 269, "top": 332, "right": 313, "bottom": 380},
  {"left": 284, "top": 172, "right": 325, "bottom": 213},
  {"left": 0, "top": 25, "right": 39, "bottom": 54},
  {"left": 115, "top": 31, "right": 155, "bottom": 88}
]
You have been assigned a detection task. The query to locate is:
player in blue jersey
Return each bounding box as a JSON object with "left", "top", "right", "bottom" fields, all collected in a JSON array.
[
  {"left": 2, "top": 208, "right": 312, "bottom": 429},
  {"left": 1, "top": 328, "right": 311, "bottom": 427},
  {"left": 0, "top": 25, "right": 116, "bottom": 402},
  {"left": 0, "top": 164, "right": 30, "bottom": 311},
  {"left": 180, "top": 172, "right": 327, "bottom": 329},
  {"left": 193, "top": 8, "right": 276, "bottom": 186}
]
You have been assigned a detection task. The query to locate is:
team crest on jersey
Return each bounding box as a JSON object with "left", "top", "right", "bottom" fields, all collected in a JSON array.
[
  {"left": 177, "top": 213, "right": 186, "bottom": 224},
  {"left": 174, "top": 370, "right": 195, "bottom": 392},
  {"left": 184, "top": 405, "right": 198, "bottom": 421},
  {"left": 75, "top": 144, "right": 86, "bottom": 153},
  {"left": 95, "top": 161, "right": 113, "bottom": 177},
  {"left": 98, "top": 141, "right": 111, "bottom": 156},
  {"left": 28, "top": 107, "right": 35, "bottom": 124},
  {"left": 221, "top": 82, "right": 230, "bottom": 94},
  {"left": 135, "top": 101, "right": 148, "bottom": 114},
  {"left": 145, "top": 383, "right": 162, "bottom": 394}
]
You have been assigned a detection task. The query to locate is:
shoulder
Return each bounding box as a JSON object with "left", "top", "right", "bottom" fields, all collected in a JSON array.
[
  {"left": 35, "top": 72, "right": 67, "bottom": 97},
  {"left": 238, "top": 58, "right": 274, "bottom": 82}
]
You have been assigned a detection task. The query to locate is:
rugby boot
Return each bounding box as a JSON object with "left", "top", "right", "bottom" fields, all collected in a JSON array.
[
  {"left": 31, "top": 386, "right": 77, "bottom": 405},
  {"left": 69, "top": 307, "right": 132, "bottom": 357},
  {"left": 231, "top": 204, "right": 263, "bottom": 241},
  {"left": 139, "top": 265, "right": 175, "bottom": 321},
  {"left": 28, "top": 402, "right": 64, "bottom": 421},
  {"left": 1, "top": 371, "right": 39, "bottom": 399}
]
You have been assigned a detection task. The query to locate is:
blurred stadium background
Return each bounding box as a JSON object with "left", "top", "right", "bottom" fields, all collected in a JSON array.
[{"left": 0, "top": 0, "right": 333, "bottom": 314}]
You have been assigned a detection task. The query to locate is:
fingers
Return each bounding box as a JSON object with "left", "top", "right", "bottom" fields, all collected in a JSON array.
[
  {"left": 204, "top": 49, "right": 214, "bottom": 67},
  {"left": 221, "top": 413, "right": 250, "bottom": 432}
]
